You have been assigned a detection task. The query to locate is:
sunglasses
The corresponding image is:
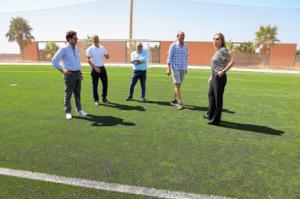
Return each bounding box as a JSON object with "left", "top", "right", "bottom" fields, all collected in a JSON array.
[
  {"left": 73, "top": 37, "right": 78, "bottom": 41},
  {"left": 213, "top": 38, "right": 220, "bottom": 41}
]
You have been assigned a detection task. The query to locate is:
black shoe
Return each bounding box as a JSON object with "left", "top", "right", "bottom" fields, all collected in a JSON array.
[
  {"left": 102, "top": 98, "right": 108, "bottom": 103},
  {"left": 208, "top": 120, "right": 220, "bottom": 125},
  {"left": 125, "top": 96, "right": 132, "bottom": 101},
  {"left": 170, "top": 100, "right": 177, "bottom": 106}
]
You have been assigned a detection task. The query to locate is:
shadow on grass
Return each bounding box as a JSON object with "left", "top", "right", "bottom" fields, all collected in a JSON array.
[
  {"left": 73, "top": 114, "right": 136, "bottom": 127},
  {"left": 144, "top": 100, "right": 235, "bottom": 114},
  {"left": 101, "top": 102, "right": 145, "bottom": 111},
  {"left": 184, "top": 105, "right": 235, "bottom": 114},
  {"left": 219, "top": 121, "right": 284, "bottom": 136}
]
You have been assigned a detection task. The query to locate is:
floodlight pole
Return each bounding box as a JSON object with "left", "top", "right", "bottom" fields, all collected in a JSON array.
[{"left": 129, "top": 0, "right": 134, "bottom": 60}]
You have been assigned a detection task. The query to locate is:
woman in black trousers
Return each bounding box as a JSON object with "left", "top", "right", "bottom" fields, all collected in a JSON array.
[{"left": 205, "top": 33, "right": 234, "bottom": 125}]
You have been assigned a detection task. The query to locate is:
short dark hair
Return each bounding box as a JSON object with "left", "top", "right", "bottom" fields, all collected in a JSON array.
[
  {"left": 177, "top": 31, "right": 185, "bottom": 38},
  {"left": 66, "top": 31, "right": 77, "bottom": 41}
]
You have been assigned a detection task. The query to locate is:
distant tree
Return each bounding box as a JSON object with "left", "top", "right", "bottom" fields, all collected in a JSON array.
[
  {"left": 6, "top": 17, "right": 34, "bottom": 60},
  {"left": 255, "top": 25, "right": 279, "bottom": 46},
  {"left": 44, "top": 42, "right": 59, "bottom": 60},
  {"left": 82, "top": 35, "right": 93, "bottom": 50},
  {"left": 150, "top": 44, "right": 160, "bottom": 51},
  {"left": 79, "top": 35, "right": 93, "bottom": 58},
  {"left": 254, "top": 25, "right": 280, "bottom": 65},
  {"left": 226, "top": 40, "right": 235, "bottom": 53},
  {"left": 296, "top": 50, "right": 300, "bottom": 56},
  {"left": 236, "top": 42, "right": 255, "bottom": 54}
]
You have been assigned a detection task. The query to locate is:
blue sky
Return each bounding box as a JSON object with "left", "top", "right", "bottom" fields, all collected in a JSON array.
[{"left": 1, "top": 0, "right": 300, "bottom": 53}]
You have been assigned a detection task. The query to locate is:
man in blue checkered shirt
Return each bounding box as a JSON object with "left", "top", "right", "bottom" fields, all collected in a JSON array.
[{"left": 166, "top": 31, "right": 188, "bottom": 110}]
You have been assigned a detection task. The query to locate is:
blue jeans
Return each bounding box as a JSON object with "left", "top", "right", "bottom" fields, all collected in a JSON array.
[{"left": 129, "top": 70, "right": 146, "bottom": 98}]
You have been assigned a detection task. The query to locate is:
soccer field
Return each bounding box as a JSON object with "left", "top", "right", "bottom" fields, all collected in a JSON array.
[{"left": 0, "top": 65, "right": 299, "bottom": 199}]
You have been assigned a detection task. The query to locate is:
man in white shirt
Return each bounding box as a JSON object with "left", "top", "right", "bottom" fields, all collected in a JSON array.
[{"left": 86, "top": 35, "right": 110, "bottom": 105}]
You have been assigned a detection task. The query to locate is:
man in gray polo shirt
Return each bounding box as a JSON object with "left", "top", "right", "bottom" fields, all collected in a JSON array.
[{"left": 166, "top": 31, "right": 188, "bottom": 110}]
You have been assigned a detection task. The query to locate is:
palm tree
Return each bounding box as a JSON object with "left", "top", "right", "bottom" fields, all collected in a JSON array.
[
  {"left": 44, "top": 42, "right": 59, "bottom": 60},
  {"left": 254, "top": 25, "right": 280, "bottom": 65},
  {"left": 6, "top": 17, "right": 35, "bottom": 60},
  {"left": 82, "top": 35, "right": 93, "bottom": 50}
]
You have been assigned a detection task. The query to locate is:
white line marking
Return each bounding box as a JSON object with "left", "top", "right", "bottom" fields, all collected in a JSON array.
[
  {"left": 0, "top": 70, "right": 297, "bottom": 84},
  {"left": 0, "top": 167, "right": 233, "bottom": 199},
  {"left": 0, "top": 62, "right": 299, "bottom": 74},
  {"left": 0, "top": 71, "right": 56, "bottom": 73}
]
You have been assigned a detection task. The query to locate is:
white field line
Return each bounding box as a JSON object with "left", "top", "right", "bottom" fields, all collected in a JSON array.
[
  {"left": 0, "top": 70, "right": 57, "bottom": 73},
  {"left": 0, "top": 62, "right": 300, "bottom": 74},
  {"left": 0, "top": 70, "right": 297, "bottom": 84},
  {"left": 0, "top": 167, "right": 233, "bottom": 199}
]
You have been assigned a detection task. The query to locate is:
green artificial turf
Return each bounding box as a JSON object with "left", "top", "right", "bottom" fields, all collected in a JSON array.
[
  {"left": 0, "top": 175, "right": 156, "bottom": 199},
  {"left": 0, "top": 65, "right": 299, "bottom": 199}
]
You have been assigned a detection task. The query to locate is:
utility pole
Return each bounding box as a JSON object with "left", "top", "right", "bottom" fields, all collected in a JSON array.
[{"left": 129, "top": 0, "right": 133, "bottom": 61}]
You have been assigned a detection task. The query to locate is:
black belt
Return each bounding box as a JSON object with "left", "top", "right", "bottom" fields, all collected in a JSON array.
[{"left": 69, "top": 70, "right": 80, "bottom": 73}]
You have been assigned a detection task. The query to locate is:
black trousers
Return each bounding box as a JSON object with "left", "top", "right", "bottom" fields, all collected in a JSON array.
[
  {"left": 207, "top": 73, "right": 227, "bottom": 124},
  {"left": 91, "top": 67, "right": 108, "bottom": 102},
  {"left": 129, "top": 70, "right": 146, "bottom": 98}
]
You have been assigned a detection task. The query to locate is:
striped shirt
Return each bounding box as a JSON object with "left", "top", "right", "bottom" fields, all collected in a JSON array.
[{"left": 167, "top": 41, "right": 188, "bottom": 70}]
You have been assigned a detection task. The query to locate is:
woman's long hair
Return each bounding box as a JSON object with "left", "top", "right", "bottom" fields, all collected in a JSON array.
[{"left": 215, "top": 32, "right": 226, "bottom": 48}]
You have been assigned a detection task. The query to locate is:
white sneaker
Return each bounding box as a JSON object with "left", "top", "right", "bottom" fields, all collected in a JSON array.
[
  {"left": 66, "top": 113, "right": 72, "bottom": 120},
  {"left": 78, "top": 110, "right": 88, "bottom": 116},
  {"left": 176, "top": 103, "right": 183, "bottom": 110},
  {"left": 95, "top": 101, "right": 99, "bottom": 106}
]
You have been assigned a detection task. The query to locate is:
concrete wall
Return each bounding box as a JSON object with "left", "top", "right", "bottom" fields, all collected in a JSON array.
[
  {"left": 187, "top": 41, "right": 215, "bottom": 65},
  {"left": 0, "top": 54, "right": 22, "bottom": 62},
  {"left": 77, "top": 41, "right": 127, "bottom": 63},
  {"left": 20, "top": 40, "right": 298, "bottom": 67},
  {"left": 100, "top": 41, "right": 127, "bottom": 63},
  {"left": 161, "top": 41, "right": 297, "bottom": 67},
  {"left": 232, "top": 53, "right": 261, "bottom": 66},
  {"left": 160, "top": 41, "right": 216, "bottom": 65},
  {"left": 269, "top": 43, "right": 297, "bottom": 66},
  {"left": 159, "top": 41, "right": 173, "bottom": 65},
  {"left": 23, "top": 42, "right": 39, "bottom": 61},
  {"left": 295, "top": 55, "right": 300, "bottom": 67}
]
